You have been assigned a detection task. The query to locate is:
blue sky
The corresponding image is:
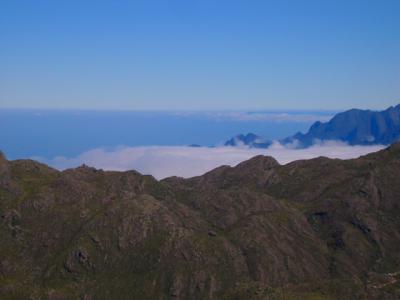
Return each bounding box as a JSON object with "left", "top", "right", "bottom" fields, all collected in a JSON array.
[{"left": 1, "top": 0, "right": 399, "bottom": 110}]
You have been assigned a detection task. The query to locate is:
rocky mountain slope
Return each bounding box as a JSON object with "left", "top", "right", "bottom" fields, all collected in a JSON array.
[
  {"left": 283, "top": 104, "right": 400, "bottom": 148},
  {"left": 1, "top": 144, "right": 400, "bottom": 299},
  {"left": 225, "top": 104, "right": 400, "bottom": 148}
]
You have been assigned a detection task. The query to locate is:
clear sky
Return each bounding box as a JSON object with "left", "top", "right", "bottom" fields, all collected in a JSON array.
[{"left": 1, "top": 0, "right": 399, "bottom": 111}]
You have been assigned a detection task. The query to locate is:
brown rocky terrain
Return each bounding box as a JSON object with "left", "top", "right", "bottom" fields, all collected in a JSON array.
[{"left": 1, "top": 143, "right": 400, "bottom": 299}]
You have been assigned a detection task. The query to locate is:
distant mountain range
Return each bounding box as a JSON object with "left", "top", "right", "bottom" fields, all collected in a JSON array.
[{"left": 225, "top": 104, "right": 400, "bottom": 148}]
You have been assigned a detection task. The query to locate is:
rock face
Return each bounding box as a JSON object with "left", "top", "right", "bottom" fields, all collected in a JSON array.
[
  {"left": 225, "top": 104, "right": 400, "bottom": 148},
  {"left": 282, "top": 104, "right": 400, "bottom": 147},
  {"left": 1, "top": 144, "right": 400, "bottom": 299}
]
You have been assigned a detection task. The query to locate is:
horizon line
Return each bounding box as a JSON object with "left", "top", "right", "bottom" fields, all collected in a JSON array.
[{"left": 0, "top": 105, "right": 396, "bottom": 113}]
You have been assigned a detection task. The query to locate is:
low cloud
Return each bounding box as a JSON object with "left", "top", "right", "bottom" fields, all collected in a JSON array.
[
  {"left": 39, "top": 142, "right": 385, "bottom": 179},
  {"left": 214, "top": 112, "right": 334, "bottom": 123},
  {"left": 171, "top": 111, "right": 333, "bottom": 123}
]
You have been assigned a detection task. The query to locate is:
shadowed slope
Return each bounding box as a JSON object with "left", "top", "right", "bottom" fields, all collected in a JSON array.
[{"left": 1, "top": 145, "right": 400, "bottom": 299}]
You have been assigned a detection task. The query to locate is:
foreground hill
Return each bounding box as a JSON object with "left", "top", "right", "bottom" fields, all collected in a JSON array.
[
  {"left": 225, "top": 104, "right": 400, "bottom": 148},
  {"left": 1, "top": 144, "right": 400, "bottom": 299}
]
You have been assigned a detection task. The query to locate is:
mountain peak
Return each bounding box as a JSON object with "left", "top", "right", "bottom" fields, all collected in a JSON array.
[
  {"left": 282, "top": 104, "right": 400, "bottom": 148},
  {"left": 224, "top": 104, "right": 400, "bottom": 150},
  {"left": 0, "top": 150, "right": 6, "bottom": 164},
  {"left": 1, "top": 145, "right": 400, "bottom": 299},
  {"left": 235, "top": 155, "right": 279, "bottom": 170},
  {"left": 224, "top": 133, "right": 272, "bottom": 148}
]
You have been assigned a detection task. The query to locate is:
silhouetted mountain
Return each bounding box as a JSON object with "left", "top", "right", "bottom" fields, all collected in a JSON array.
[
  {"left": 224, "top": 133, "right": 272, "bottom": 148},
  {"left": 1, "top": 144, "right": 400, "bottom": 299},
  {"left": 224, "top": 104, "right": 400, "bottom": 148},
  {"left": 282, "top": 104, "right": 400, "bottom": 147}
]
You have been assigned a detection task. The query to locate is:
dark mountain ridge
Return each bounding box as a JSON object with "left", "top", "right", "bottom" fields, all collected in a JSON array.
[
  {"left": 225, "top": 104, "right": 400, "bottom": 148},
  {"left": 1, "top": 145, "right": 400, "bottom": 299},
  {"left": 283, "top": 104, "right": 400, "bottom": 147}
]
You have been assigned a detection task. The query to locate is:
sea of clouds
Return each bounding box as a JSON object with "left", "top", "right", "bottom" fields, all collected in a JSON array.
[{"left": 39, "top": 141, "right": 385, "bottom": 179}]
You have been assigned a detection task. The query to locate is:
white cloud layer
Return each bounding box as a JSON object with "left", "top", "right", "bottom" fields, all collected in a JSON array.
[
  {"left": 171, "top": 111, "right": 333, "bottom": 123},
  {"left": 39, "top": 142, "right": 386, "bottom": 180}
]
